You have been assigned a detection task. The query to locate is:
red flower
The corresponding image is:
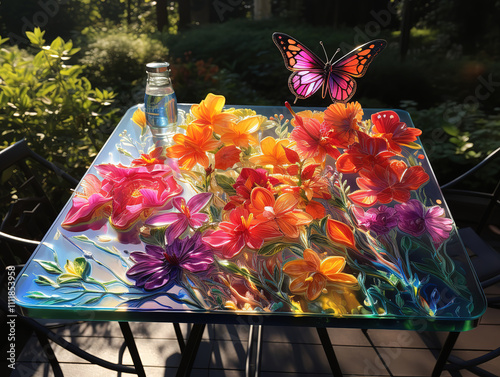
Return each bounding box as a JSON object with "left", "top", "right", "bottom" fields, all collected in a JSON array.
[
  {"left": 289, "top": 117, "right": 341, "bottom": 162},
  {"left": 224, "top": 168, "right": 280, "bottom": 210},
  {"left": 336, "top": 132, "right": 396, "bottom": 174},
  {"left": 215, "top": 145, "right": 241, "bottom": 170},
  {"left": 349, "top": 160, "right": 429, "bottom": 206},
  {"left": 202, "top": 207, "right": 281, "bottom": 259},
  {"left": 371, "top": 111, "right": 422, "bottom": 153}
]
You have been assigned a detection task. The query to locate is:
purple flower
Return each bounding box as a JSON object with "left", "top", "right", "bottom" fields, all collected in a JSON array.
[
  {"left": 395, "top": 199, "right": 453, "bottom": 244},
  {"left": 354, "top": 205, "right": 399, "bottom": 236},
  {"left": 126, "top": 232, "right": 213, "bottom": 291},
  {"left": 146, "top": 193, "right": 212, "bottom": 244}
]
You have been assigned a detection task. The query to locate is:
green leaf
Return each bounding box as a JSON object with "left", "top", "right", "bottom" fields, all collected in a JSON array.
[
  {"left": 83, "top": 296, "right": 103, "bottom": 305},
  {"left": 73, "top": 257, "right": 91, "bottom": 279},
  {"left": 214, "top": 174, "right": 236, "bottom": 196},
  {"left": 257, "top": 242, "right": 290, "bottom": 257},
  {"left": 57, "top": 273, "right": 81, "bottom": 284},
  {"left": 35, "top": 260, "right": 63, "bottom": 274},
  {"left": 50, "top": 37, "right": 64, "bottom": 51},
  {"left": 139, "top": 226, "right": 166, "bottom": 247},
  {"left": 26, "top": 291, "right": 51, "bottom": 299},
  {"left": 34, "top": 275, "right": 58, "bottom": 286}
]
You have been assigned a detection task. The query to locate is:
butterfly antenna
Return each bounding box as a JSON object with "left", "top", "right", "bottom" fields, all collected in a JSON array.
[
  {"left": 329, "top": 48, "right": 341, "bottom": 64},
  {"left": 319, "top": 41, "right": 329, "bottom": 62}
]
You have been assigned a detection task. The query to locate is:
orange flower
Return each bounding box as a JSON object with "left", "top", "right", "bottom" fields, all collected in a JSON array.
[
  {"left": 219, "top": 116, "right": 260, "bottom": 148},
  {"left": 167, "top": 124, "right": 220, "bottom": 170},
  {"left": 249, "top": 136, "right": 293, "bottom": 168},
  {"left": 283, "top": 248, "right": 358, "bottom": 301},
  {"left": 323, "top": 101, "right": 364, "bottom": 148},
  {"left": 131, "top": 146, "right": 166, "bottom": 167},
  {"left": 293, "top": 110, "right": 324, "bottom": 125},
  {"left": 250, "top": 187, "right": 312, "bottom": 239},
  {"left": 215, "top": 145, "right": 241, "bottom": 170},
  {"left": 190, "top": 93, "right": 237, "bottom": 132},
  {"left": 326, "top": 218, "right": 357, "bottom": 249}
]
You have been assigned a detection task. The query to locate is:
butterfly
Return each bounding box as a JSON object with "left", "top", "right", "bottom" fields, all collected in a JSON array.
[{"left": 272, "top": 32, "right": 387, "bottom": 103}]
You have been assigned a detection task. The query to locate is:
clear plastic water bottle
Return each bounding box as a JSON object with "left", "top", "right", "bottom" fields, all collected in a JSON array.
[{"left": 144, "top": 62, "right": 178, "bottom": 148}]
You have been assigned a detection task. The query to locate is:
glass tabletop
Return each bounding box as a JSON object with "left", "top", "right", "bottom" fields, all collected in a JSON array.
[{"left": 14, "top": 102, "right": 487, "bottom": 331}]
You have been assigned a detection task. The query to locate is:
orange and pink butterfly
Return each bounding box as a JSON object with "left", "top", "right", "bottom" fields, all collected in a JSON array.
[{"left": 272, "top": 32, "right": 387, "bottom": 103}]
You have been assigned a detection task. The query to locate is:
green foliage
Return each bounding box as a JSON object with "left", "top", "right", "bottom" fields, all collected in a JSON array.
[
  {"left": 80, "top": 28, "right": 169, "bottom": 107},
  {"left": 0, "top": 28, "right": 119, "bottom": 207},
  {"left": 403, "top": 100, "right": 500, "bottom": 189}
]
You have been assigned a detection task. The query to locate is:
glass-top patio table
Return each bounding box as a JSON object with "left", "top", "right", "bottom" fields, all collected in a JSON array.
[{"left": 14, "top": 101, "right": 487, "bottom": 376}]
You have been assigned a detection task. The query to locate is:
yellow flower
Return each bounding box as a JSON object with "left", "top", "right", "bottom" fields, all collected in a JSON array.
[{"left": 131, "top": 108, "right": 147, "bottom": 134}]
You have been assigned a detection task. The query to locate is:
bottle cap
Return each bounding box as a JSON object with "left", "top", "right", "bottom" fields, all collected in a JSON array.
[{"left": 146, "top": 62, "right": 170, "bottom": 73}]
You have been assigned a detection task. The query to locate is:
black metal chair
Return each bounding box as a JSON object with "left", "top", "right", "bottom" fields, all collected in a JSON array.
[
  {"left": 432, "top": 146, "right": 500, "bottom": 376},
  {"left": 0, "top": 139, "right": 151, "bottom": 377}
]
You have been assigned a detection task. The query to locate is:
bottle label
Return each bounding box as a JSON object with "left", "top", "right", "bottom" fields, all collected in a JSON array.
[{"left": 145, "top": 93, "right": 178, "bottom": 129}]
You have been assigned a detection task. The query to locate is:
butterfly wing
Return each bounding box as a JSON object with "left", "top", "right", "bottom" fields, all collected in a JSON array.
[
  {"left": 327, "top": 39, "right": 387, "bottom": 103},
  {"left": 327, "top": 72, "right": 357, "bottom": 103},
  {"left": 272, "top": 32, "right": 326, "bottom": 100}
]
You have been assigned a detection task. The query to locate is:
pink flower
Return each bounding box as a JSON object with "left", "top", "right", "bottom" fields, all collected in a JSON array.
[
  {"left": 94, "top": 164, "right": 183, "bottom": 231},
  {"left": 62, "top": 174, "right": 112, "bottom": 232},
  {"left": 146, "top": 193, "right": 212, "bottom": 244},
  {"left": 395, "top": 199, "right": 453, "bottom": 244},
  {"left": 64, "top": 164, "right": 183, "bottom": 238}
]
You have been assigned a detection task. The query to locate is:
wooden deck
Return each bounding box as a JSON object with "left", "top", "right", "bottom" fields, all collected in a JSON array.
[{"left": 10, "top": 284, "right": 500, "bottom": 377}]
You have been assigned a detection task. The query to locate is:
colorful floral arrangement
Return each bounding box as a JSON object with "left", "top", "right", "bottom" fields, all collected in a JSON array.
[{"left": 27, "top": 94, "right": 473, "bottom": 317}]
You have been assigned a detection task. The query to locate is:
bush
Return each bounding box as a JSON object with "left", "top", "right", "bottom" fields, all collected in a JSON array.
[
  {"left": 0, "top": 28, "right": 119, "bottom": 208},
  {"left": 80, "top": 28, "right": 169, "bottom": 107},
  {"left": 403, "top": 100, "right": 500, "bottom": 189}
]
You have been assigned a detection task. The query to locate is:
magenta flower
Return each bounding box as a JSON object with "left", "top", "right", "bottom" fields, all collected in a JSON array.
[
  {"left": 62, "top": 174, "right": 112, "bottom": 232},
  {"left": 353, "top": 205, "right": 399, "bottom": 236},
  {"left": 62, "top": 164, "right": 184, "bottom": 241},
  {"left": 96, "top": 164, "right": 183, "bottom": 231},
  {"left": 395, "top": 199, "right": 453, "bottom": 244},
  {"left": 146, "top": 193, "right": 212, "bottom": 244},
  {"left": 126, "top": 232, "right": 213, "bottom": 291}
]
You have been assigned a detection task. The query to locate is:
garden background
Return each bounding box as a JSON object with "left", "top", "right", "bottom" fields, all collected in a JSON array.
[{"left": 1, "top": 0, "right": 499, "bottom": 211}]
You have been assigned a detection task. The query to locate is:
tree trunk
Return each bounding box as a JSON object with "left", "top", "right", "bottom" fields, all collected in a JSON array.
[
  {"left": 156, "top": 0, "right": 169, "bottom": 32},
  {"left": 400, "top": 0, "right": 412, "bottom": 61},
  {"left": 254, "top": 0, "right": 272, "bottom": 20},
  {"left": 178, "top": 0, "right": 191, "bottom": 29}
]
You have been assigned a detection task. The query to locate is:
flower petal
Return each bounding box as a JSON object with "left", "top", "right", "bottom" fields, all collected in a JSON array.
[{"left": 187, "top": 192, "right": 213, "bottom": 213}]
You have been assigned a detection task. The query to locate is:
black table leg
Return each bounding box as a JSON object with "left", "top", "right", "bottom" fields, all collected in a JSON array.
[
  {"left": 119, "top": 321, "right": 146, "bottom": 377},
  {"left": 316, "top": 327, "right": 343, "bottom": 376},
  {"left": 176, "top": 323, "right": 206, "bottom": 377},
  {"left": 173, "top": 322, "right": 186, "bottom": 352},
  {"left": 35, "top": 329, "right": 63, "bottom": 377},
  {"left": 245, "top": 325, "right": 263, "bottom": 377},
  {"left": 431, "top": 331, "right": 460, "bottom": 377}
]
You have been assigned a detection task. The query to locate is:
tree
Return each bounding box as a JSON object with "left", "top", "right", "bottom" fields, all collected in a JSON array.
[{"left": 156, "top": 0, "right": 169, "bottom": 31}]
